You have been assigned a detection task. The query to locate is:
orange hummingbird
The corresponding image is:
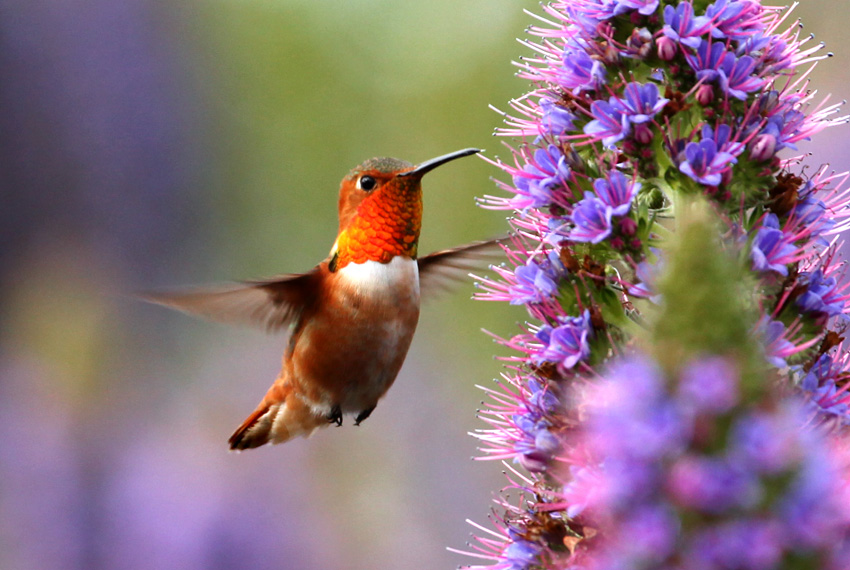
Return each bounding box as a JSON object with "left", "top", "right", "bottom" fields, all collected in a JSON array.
[{"left": 147, "top": 148, "right": 499, "bottom": 450}]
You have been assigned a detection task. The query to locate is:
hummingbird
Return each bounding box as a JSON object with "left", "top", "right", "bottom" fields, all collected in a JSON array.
[{"left": 147, "top": 148, "right": 500, "bottom": 450}]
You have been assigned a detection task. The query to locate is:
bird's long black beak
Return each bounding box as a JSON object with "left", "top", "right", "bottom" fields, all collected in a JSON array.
[{"left": 397, "top": 148, "right": 481, "bottom": 178}]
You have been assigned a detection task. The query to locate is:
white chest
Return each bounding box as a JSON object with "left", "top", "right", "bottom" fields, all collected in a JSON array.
[{"left": 335, "top": 256, "right": 420, "bottom": 303}]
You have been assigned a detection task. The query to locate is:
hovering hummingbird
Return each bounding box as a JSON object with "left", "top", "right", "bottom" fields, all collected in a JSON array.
[{"left": 147, "top": 148, "right": 500, "bottom": 450}]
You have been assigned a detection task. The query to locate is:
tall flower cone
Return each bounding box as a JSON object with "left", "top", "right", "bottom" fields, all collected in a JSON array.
[{"left": 456, "top": 1, "right": 850, "bottom": 568}]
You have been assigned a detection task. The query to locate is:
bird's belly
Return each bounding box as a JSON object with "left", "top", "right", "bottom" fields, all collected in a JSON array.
[{"left": 288, "top": 257, "right": 420, "bottom": 413}]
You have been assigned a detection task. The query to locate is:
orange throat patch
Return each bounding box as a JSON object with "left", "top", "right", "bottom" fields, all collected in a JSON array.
[{"left": 333, "top": 187, "right": 422, "bottom": 269}]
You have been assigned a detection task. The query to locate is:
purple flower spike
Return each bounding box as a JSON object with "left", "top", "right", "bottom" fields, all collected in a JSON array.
[
  {"left": 750, "top": 214, "right": 797, "bottom": 277},
  {"left": 466, "top": 1, "right": 850, "bottom": 568},
  {"left": 592, "top": 170, "right": 640, "bottom": 216},
  {"left": 584, "top": 99, "right": 630, "bottom": 148},
  {"left": 679, "top": 138, "right": 737, "bottom": 186},
  {"left": 718, "top": 53, "right": 765, "bottom": 100},
  {"left": 663, "top": 2, "right": 712, "bottom": 49},
  {"left": 569, "top": 195, "right": 614, "bottom": 243},
  {"left": 617, "top": 82, "right": 669, "bottom": 125}
]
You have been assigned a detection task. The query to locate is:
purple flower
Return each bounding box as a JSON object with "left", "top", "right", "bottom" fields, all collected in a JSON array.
[
  {"left": 503, "top": 538, "right": 541, "bottom": 567},
  {"left": 701, "top": 124, "right": 745, "bottom": 157},
  {"left": 779, "top": 442, "right": 850, "bottom": 550},
  {"left": 509, "top": 381, "right": 562, "bottom": 473},
  {"left": 508, "top": 257, "right": 559, "bottom": 305},
  {"left": 609, "top": 505, "right": 679, "bottom": 562},
  {"left": 686, "top": 40, "right": 728, "bottom": 82},
  {"left": 749, "top": 132, "right": 777, "bottom": 161},
  {"left": 511, "top": 145, "right": 572, "bottom": 209},
  {"left": 628, "top": 254, "right": 663, "bottom": 300},
  {"left": 678, "top": 138, "right": 737, "bottom": 186},
  {"left": 527, "top": 378, "right": 560, "bottom": 416},
  {"left": 718, "top": 53, "right": 765, "bottom": 100},
  {"left": 759, "top": 107, "right": 810, "bottom": 152},
  {"left": 668, "top": 455, "right": 760, "bottom": 513},
  {"left": 569, "top": 195, "right": 613, "bottom": 243},
  {"left": 801, "top": 354, "right": 850, "bottom": 426},
  {"left": 534, "top": 310, "right": 593, "bottom": 371},
  {"left": 663, "top": 2, "right": 712, "bottom": 49},
  {"left": 678, "top": 356, "right": 739, "bottom": 413},
  {"left": 564, "top": 0, "right": 617, "bottom": 35},
  {"left": 516, "top": 420, "right": 560, "bottom": 472},
  {"left": 584, "top": 99, "right": 630, "bottom": 148},
  {"left": 756, "top": 316, "right": 796, "bottom": 368},
  {"left": 616, "top": 82, "right": 669, "bottom": 125},
  {"left": 538, "top": 97, "right": 575, "bottom": 139},
  {"left": 729, "top": 406, "right": 804, "bottom": 474},
  {"left": 557, "top": 47, "right": 605, "bottom": 92},
  {"left": 572, "top": 356, "right": 850, "bottom": 570},
  {"left": 592, "top": 170, "right": 640, "bottom": 216},
  {"left": 689, "top": 519, "right": 783, "bottom": 570},
  {"left": 750, "top": 214, "right": 797, "bottom": 276},
  {"left": 657, "top": 35, "right": 677, "bottom": 60},
  {"left": 797, "top": 269, "right": 847, "bottom": 317},
  {"left": 706, "top": 0, "right": 764, "bottom": 41},
  {"left": 612, "top": 0, "right": 659, "bottom": 17},
  {"left": 588, "top": 356, "right": 689, "bottom": 461},
  {"left": 792, "top": 182, "right": 834, "bottom": 241},
  {"left": 624, "top": 27, "right": 654, "bottom": 59}
]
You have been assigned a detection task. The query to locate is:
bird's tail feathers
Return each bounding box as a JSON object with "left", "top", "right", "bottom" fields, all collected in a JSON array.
[{"left": 228, "top": 385, "right": 326, "bottom": 450}]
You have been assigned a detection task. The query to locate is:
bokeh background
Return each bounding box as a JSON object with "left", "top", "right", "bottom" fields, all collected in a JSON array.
[{"left": 1, "top": 1, "right": 848, "bottom": 569}]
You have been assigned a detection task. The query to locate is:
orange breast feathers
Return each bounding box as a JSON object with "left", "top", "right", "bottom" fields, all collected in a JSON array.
[{"left": 334, "top": 187, "right": 422, "bottom": 268}]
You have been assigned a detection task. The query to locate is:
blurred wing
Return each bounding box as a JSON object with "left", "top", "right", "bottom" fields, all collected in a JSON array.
[
  {"left": 417, "top": 239, "right": 505, "bottom": 299},
  {"left": 142, "top": 269, "right": 321, "bottom": 333}
]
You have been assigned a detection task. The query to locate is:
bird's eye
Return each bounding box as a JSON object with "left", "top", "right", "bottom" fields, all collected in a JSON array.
[{"left": 357, "top": 175, "right": 377, "bottom": 191}]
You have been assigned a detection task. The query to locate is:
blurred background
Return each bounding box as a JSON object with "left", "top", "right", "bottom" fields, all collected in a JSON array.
[{"left": 1, "top": 1, "right": 848, "bottom": 569}]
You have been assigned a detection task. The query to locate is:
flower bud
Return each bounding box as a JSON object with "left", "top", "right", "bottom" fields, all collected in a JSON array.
[
  {"left": 657, "top": 36, "right": 677, "bottom": 61},
  {"left": 749, "top": 133, "right": 777, "bottom": 162},
  {"left": 696, "top": 83, "right": 714, "bottom": 106}
]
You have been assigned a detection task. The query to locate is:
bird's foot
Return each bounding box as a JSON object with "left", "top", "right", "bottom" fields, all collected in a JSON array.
[
  {"left": 327, "top": 405, "right": 343, "bottom": 427},
  {"left": 354, "top": 406, "right": 375, "bottom": 426}
]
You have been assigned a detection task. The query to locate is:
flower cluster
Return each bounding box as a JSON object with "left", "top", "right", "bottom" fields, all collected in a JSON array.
[
  {"left": 565, "top": 355, "right": 850, "bottom": 570},
  {"left": 460, "top": 0, "right": 850, "bottom": 568}
]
